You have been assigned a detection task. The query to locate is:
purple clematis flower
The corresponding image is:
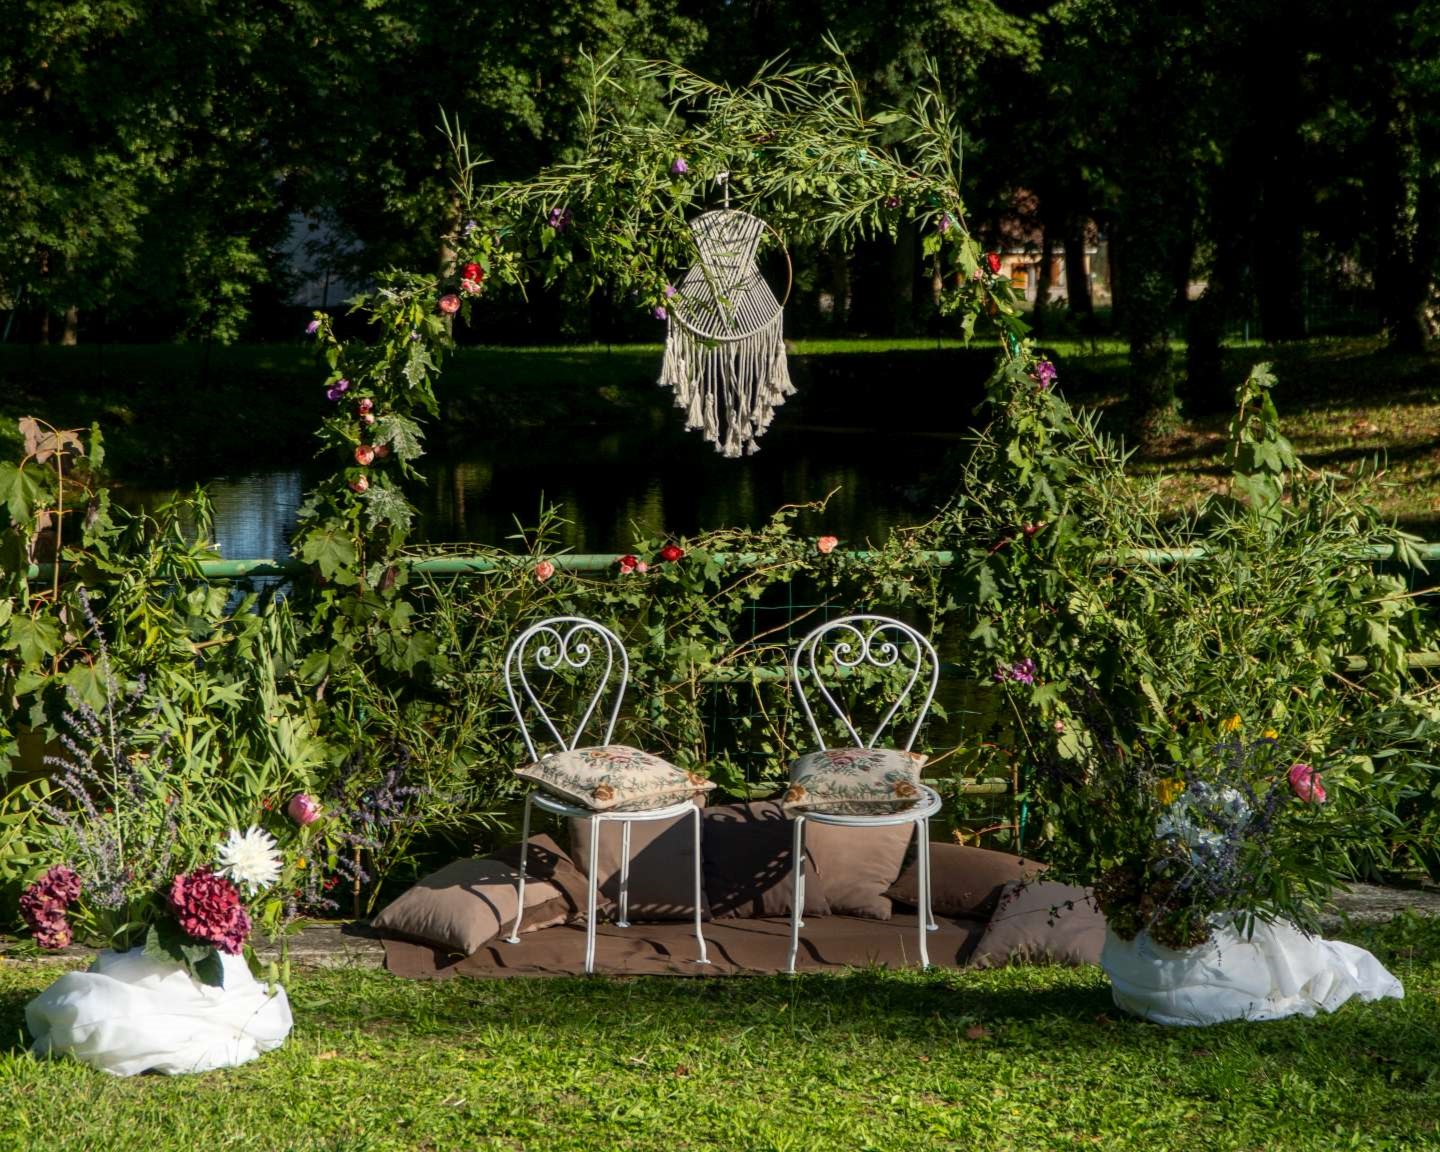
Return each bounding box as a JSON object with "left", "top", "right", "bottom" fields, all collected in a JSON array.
[
  {"left": 305, "top": 319, "right": 321, "bottom": 335},
  {"left": 654, "top": 306, "right": 668, "bottom": 320}
]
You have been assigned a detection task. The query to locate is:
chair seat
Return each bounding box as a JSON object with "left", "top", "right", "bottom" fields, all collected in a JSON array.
[
  {"left": 516, "top": 744, "right": 715, "bottom": 812},
  {"left": 527, "top": 790, "right": 705, "bottom": 823},
  {"left": 787, "top": 783, "right": 943, "bottom": 826}
]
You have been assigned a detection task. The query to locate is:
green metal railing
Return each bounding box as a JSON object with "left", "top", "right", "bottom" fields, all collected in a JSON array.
[{"left": 25, "top": 540, "right": 1440, "bottom": 583}]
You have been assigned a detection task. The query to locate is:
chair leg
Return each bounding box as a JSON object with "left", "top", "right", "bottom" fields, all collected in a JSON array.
[
  {"left": 691, "top": 805, "right": 710, "bottom": 965},
  {"left": 915, "top": 820, "right": 931, "bottom": 970},
  {"left": 921, "top": 817, "right": 938, "bottom": 932},
  {"left": 787, "top": 815, "right": 806, "bottom": 975},
  {"left": 585, "top": 815, "right": 600, "bottom": 975},
  {"left": 616, "top": 820, "right": 632, "bottom": 928},
  {"left": 505, "top": 793, "right": 534, "bottom": 944}
]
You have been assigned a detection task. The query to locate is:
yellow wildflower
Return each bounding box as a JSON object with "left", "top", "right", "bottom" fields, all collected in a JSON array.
[
  {"left": 1220, "top": 714, "right": 1243, "bottom": 734},
  {"left": 1156, "top": 777, "right": 1186, "bottom": 806},
  {"left": 296, "top": 858, "right": 307, "bottom": 870},
  {"left": 1262, "top": 728, "right": 1278, "bottom": 740}
]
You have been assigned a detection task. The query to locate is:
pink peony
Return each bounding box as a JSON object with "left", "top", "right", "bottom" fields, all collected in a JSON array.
[
  {"left": 817, "top": 535, "right": 839, "bottom": 555},
  {"left": 438, "top": 294, "right": 461, "bottom": 315},
  {"left": 168, "top": 869, "right": 252, "bottom": 954},
  {"left": 1288, "top": 763, "right": 1327, "bottom": 804},
  {"left": 287, "top": 793, "right": 321, "bottom": 825},
  {"left": 535, "top": 559, "right": 555, "bottom": 583}
]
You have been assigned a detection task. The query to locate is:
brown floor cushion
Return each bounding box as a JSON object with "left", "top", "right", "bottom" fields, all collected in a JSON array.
[
  {"left": 372, "top": 835, "right": 577, "bottom": 957},
  {"left": 569, "top": 808, "right": 711, "bottom": 921},
  {"left": 886, "top": 841, "right": 1049, "bottom": 921},
  {"left": 802, "top": 819, "right": 915, "bottom": 920},
  {"left": 967, "top": 880, "right": 1106, "bottom": 968},
  {"left": 383, "top": 911, "right": 989, "bottom": 979},
  {"left": 703, "top": 801, "right": 830, "bottom": 919}
]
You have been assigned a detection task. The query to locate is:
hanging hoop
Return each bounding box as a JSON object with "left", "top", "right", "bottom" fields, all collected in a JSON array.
[{"left": 659, "top": 208, "right": 796, "bottom": 457}]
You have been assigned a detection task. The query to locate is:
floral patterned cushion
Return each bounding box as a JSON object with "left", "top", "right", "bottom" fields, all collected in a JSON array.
[
  {"left": 782, "top": 747, "right": 928, "bottom": 814},
  {"left": 516, "top": 745, "right": 715, "bottom": 812}
]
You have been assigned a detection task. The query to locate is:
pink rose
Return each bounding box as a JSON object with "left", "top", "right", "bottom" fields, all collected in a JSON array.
[
  {"left": 617, "top": 554, "right": 639, "bottom": 574},
  {"left": 287, "top": 793, "right": 321, "bottom": 825},
  {"left": 1288, "top": 763, "right": 1327, "bottom": 804},
  {"left": 374, "top": 442, "right": 391, "bottom": 459},
  {"left": 817, "top": 535, "right": 839, "bottom": 554},
  {"left": 636, "top": 561, "right": 649, "bottom": 573},
  {"left": 354, "top": 445, "right": 375, "bottom": 467},
  {"left": 350, "top": 475, "right": 369, "bottom": 494},
  {"left": 357, "top": 397, "right": 374, "bottom": 414},
  {"left": 535, "top": 560, "right": 555, "bottom": 583},
  {"left": 438, "top": 294, "right": 461, "bottom": 315}
]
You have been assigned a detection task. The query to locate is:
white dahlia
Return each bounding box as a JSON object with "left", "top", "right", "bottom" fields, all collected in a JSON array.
[{"left": 217, "top": 825, "right": 283, "bottom": 895}]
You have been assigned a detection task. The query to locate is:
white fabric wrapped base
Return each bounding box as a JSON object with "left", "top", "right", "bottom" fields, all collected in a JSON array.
[
  {"left": 25, "top": 947, "right": 293, "bottom": 1076},
  {"left": 1102, "top": 919, "right": 1403, "bottom": 1027}
]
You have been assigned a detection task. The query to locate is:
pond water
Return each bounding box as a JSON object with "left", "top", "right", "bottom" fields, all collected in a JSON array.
[{"left": 150, "top": 421, "right": 966, "bottom": 563}]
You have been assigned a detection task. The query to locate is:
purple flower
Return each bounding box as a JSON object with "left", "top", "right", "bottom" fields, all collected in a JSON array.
[
  {"left": 325, "top": 386, "right": 341, "bottom": 402},
  {"left": 1033, "top": 360, "right": 1058, "bottom": 390},
  {"left": 463, "top": 219, "right": 479, "bottom": 235},
  {"left": 305, "top": 319, "right": 321, "bottom": 335},
  {"left": 409, "top": 330, "right": 421, "bottom": 341},
  {"left": 994, "top": 658, "right": 1037, "bottom": 686},
  {"left": 664, "top": 284, "right": 677, "bottom": 299},
  {"left": 671, "top": 157, "right": 689, "bottom": 175},
  {"left": 335, "top": 378, "right": 350, "bottom": 394},
  {"left": 938, "top": 213, "right": 952, "bottom": 234},
  {"left": 547, "top": 207, "right": 572, "bottom": 231},
  {"left": 654, "top": 306, "right": 668, "bottom": 320}
]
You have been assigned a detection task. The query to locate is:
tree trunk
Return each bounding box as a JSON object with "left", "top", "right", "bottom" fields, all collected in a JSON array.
[
  {"left": 1032, "top": 225, "right": 1056, "bottom": 337},
  {"left": 1064, "top": 223, "right": 1092, "bottom": 317},
  {"left": 61, "top": 307, "right": 79, "bottom": 346}
]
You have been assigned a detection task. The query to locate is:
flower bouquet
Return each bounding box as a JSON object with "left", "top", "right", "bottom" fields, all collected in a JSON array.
[
  {"left": 1042, "top": 726, "right": 1405, "bottom": 1025},
  {"left": 16, "top": 629, "right": 325, "bottom": 1073}
]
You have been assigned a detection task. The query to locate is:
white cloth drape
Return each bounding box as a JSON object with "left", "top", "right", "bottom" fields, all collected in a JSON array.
[
  {"left": 25, "top": 948, "right": 293, "bottom": 1076},
  {"left": 1102, "top": 919, "right": 1403, "bottom": 1027}
]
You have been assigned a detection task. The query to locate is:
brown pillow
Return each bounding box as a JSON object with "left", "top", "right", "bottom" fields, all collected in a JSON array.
[
  {"left": 491, "top": 834, "right": 600, "bottom": 919},
  {"left": 886, "top": 842, "right": 1048, "bottom": 921},
  {"left": 569, "top": 808, "right": 711, "bottom": 922},
  {"left": 702, "top": 802, "right": 830, "bottom": 919},
  {"left": 371, "top": 855, "right": 568, "bottom": 957},
  {"left": 801, "top": 819, "right": 915, "bottom": 920},
  {"left": 967, "top": 881, "right": 1106, "bottom": 968}
]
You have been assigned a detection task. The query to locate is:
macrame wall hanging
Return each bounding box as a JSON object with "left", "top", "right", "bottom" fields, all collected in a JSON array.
[{"left": 658, "top": 203, "right": 794, "bottom": 457}]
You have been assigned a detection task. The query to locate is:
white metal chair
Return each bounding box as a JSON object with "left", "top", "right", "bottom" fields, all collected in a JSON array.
[
  {"left": 503, "top": 615, "right": 709, "bottom": 974},
  {"left": 785, "top": 614, "right": 942, "bottom": 973}
]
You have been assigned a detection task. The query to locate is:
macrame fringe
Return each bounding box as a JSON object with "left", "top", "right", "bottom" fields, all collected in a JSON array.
[{"left": 659, "top": 315, "right": 795, "bottom": 458}]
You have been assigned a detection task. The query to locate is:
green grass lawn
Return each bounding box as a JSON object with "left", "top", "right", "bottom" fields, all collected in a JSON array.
[{"left": 2, "top": 915, "right": 1438, "bottom": 1152}]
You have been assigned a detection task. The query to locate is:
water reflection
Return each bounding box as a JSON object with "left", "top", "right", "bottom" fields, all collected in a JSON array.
[{"left": 123, "top": 425, "right": 952, "bottom": 561}]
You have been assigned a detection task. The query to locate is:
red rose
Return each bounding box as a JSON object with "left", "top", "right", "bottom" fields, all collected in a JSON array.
[
  {"left": 617, "top": 554, "right": 639, "bottom": 574},
  {"left": 659, "top": 544, "right": 684, "bottom": 564},
  {"left": 463, "top": 262, "right": 483, "bottom": 282},
  {"left": 985, "top": 252, "right": 1002, "bottom": 275}
]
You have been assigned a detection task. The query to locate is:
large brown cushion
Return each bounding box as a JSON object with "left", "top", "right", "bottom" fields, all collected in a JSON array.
[
  {"left": 569, "top": 809, "right": 711, "bottom": 922},
  {"left": 886, "top": 842, "right": 1049, "bottom": 921},
  {"left": 372, "top": 837, "right": 574, "bottom": 956},
  {"left": 491, "top": 835, "right": 599, "bottom": 918},
  {"left": 967, "top": 880, "right": 1107, "bottom": 968},
  {"left": 702, "top": 801, "right": 829, "bottom": 919},
  {"left": 801, "top": 820, "right": 914, "bottom": 921}
]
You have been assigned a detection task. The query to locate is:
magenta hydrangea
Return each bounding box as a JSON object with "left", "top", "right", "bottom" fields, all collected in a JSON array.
[
  {"left": 20, "top": 866, "right": 83, "bottom": 949},
  {"left": 169, "top": 869, "right": 252, "bottom": 954}
]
